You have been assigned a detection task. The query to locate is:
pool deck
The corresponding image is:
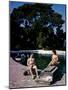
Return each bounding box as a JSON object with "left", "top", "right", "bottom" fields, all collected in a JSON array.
[{"left": 9, "top": 57, "right": 66, "bottom": 89}]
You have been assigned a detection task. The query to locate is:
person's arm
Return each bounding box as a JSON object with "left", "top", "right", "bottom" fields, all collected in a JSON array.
[{"left": 27, "top": 59, "right": 30, "bottom": 66}]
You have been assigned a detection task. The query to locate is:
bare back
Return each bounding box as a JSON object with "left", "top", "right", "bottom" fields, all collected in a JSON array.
[{"left": 51, "top": 54, "right": 58, "bottom": 64}]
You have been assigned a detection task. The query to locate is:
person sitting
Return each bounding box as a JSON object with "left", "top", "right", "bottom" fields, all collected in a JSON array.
[
  {"left": 27, "top": 54, "right": 39, "bottom": 79},
  {"left": 48, "top": 50, "right": 60, "bottom": 66}
]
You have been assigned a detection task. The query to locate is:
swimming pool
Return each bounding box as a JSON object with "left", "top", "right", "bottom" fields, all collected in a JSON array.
[{"left": 11, "top": 50, "right": 66, "bottom": 73}]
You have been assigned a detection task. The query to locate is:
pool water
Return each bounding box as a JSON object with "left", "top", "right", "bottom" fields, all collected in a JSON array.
[
  {"left": 34, "top": 53, "right": 66, "bottom": 72},
  {"left": 18, "top": 53, "right": 66, "bottom": 73},
  {"left": 34, "top": 54, "right": 51, "bottom": 70}
]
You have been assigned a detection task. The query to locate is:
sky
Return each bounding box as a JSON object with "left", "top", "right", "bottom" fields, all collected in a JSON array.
[{"left": 9, "top": 1, "right": 66, "bottom": 32}]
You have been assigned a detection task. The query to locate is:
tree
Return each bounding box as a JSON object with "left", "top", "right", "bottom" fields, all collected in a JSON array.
[{"left": 10, "top": 3, "right": 65, "bottom": 50}]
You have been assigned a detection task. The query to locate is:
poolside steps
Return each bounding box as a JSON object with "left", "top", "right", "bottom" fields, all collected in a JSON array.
[
  {"left": 40, "top": 66, "right": 58, "bottom": 74},
  {"left": 35, "top": 66, "right": 58, "bottom": 85}
]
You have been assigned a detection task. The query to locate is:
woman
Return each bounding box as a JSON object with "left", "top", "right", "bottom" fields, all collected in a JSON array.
[
  {"left": 48, "top": 50, "right": 60, "bottom": 66},
  {"left": 27, "top": 54, "right": 38, "bottom": 79}
]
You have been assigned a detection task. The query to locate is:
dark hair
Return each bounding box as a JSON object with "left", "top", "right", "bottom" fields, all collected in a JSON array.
[{"left": 52, "top": 50, "right": 56, "bottom": 55}]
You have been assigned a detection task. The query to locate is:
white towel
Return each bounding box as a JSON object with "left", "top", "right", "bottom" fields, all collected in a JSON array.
[{"left": 41, "top": 76, "right": 52, "bottom": 82}]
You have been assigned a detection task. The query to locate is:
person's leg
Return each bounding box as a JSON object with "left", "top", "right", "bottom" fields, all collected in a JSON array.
[
  {"left": 29, "top": 66, "right": 34, "bottom": 78},
  {"left": 33, "top": 65, "right": 39, "bottom": 78}
]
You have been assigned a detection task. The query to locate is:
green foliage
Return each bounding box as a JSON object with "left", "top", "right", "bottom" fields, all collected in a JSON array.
[{"left": 10, "top": 3, "right": 65, "bottom": 50}]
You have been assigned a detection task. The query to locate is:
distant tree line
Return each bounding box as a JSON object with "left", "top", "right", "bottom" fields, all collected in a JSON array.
[{"left": 10, "top": 3, "right": 66, "bottom": 50}]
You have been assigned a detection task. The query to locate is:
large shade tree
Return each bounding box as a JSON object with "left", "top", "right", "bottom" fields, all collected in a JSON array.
[{"left": 10, "top": 3, "right": 65, "bottom": 50}]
